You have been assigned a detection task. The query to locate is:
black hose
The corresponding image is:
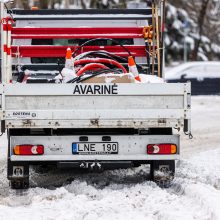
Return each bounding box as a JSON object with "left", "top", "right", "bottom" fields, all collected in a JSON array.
[
  {"left": 75, "top": 50, "right": 144, "bottom": 70},
  {"left": 72, "top": 38, "right": 132, "bottom": 58},
  {"left": 67, "top": 68, "right": 123, "bottom": 83},
  {"left": 67, "top": 69, "right": 107, "bottom": 83},
  {"left": 77, "top": 51, "right": 126, "bottom": 62}
]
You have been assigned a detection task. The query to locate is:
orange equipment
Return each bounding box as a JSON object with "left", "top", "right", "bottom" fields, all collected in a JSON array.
[{"left": 128, "top": 56, "right": 141, "bottom": 82}]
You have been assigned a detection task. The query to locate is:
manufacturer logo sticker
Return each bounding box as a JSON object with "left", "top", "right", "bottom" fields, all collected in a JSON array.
[{"left": 6, "top": 111, "right": 38, "bottom": 119}]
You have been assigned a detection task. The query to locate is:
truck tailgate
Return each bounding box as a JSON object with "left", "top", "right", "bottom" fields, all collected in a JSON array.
[{"left": 0, "top": 83, "right": 191, "bottom": 129}]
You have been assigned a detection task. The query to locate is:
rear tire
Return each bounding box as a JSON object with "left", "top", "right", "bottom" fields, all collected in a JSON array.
[{"left": 150, "top": 160, "right": 175, "bottom": 188}]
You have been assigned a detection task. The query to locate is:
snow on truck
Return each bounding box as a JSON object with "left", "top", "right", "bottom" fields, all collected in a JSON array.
[{"left": 0, "top": 1, "right": 191, "bottom": 189}]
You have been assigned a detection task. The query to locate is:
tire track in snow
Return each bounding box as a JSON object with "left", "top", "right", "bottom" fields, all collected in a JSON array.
[{"left": 184, "top": 183, "right": 220, "bottom": 220}]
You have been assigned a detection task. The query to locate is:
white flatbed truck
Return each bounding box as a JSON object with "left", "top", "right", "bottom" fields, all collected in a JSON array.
[{"left": 0, "top": 2, "right": 191, "bottom": 189}]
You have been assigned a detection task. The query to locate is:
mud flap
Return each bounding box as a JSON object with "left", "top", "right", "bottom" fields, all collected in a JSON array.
[
  {"left": 150, "top": 160, "right": 175, "bottom": 188},
  {"left": 7, "top": 160, "right": 30, "bottom": 189}
]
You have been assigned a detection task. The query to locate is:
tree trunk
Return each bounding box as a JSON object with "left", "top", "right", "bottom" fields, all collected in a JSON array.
[
  {"left": 65, "top": 0, "right": 70, "bottom": 8},
  {"left": 15, "top": 0, "right": 29, "bottom": 9},
  {"left": 39, "top": 0, "right": 49, "bottom": 9},
  {"left": 49, "top": 0, "right": 56, "bottom": 9},
  {"left": 191, "top": 0, "right": 210, "bottom": 60},
  {"left": 81, "top": 0, "right": 87, "bottom": 9},
  {"left": 89, "top": 0, "right": 97, "bottom": 9},
  {"left": 121, "top": 0, "right": 127, "bottom": 8}
]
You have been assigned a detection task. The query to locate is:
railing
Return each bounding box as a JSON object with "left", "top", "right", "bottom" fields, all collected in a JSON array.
[{"left": 1, "top": 8, "right": 159, "bottom": 83}]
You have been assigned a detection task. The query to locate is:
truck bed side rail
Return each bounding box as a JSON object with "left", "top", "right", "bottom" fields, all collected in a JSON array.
[
  {"left": 11, "top": 45, "right": 146, "bottom": 58},
  {"left": 10, "top": 9, "right": 153, "bottom": 22},
  {"left": 12, "top": 27, "right": 144, "bottom": 39}
]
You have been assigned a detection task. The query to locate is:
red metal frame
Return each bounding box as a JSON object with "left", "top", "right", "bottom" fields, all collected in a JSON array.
[
  {"left": 12, "top": 27, "right": 144, "bottom": 39},
  {"left": 11, "top": 45, "right": 146, "bottom": 58}
]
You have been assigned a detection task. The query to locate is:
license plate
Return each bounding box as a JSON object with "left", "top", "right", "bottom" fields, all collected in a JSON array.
[{"left": 72, "top": 142, "right": 118, "bottom": 155}]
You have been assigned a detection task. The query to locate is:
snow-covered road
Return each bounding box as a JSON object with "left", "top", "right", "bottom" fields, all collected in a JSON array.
[{"left": 0, "top": 96, "right": 220, "bottom": 220}]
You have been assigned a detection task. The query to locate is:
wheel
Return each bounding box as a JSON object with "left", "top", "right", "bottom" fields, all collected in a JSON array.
[
  {"left": 150, "top": 160, "right": 175, "bottom": 188},
  {"left": 10, "top": 178, "right": 29, "bottom": 189}
]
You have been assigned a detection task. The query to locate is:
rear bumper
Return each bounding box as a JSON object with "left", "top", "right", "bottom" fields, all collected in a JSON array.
[
  {"left": 9, "top": 134, "right": 180, "bottom": 162},
  {"left": 10, "top": 154, "right": 180, "bottom": 161}
]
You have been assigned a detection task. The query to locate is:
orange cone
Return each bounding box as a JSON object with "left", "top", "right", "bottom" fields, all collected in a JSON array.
[
  {"left": 128, "top": 56, "right": 141, "bottom": 82},
  {"left": 66, "top": 48, "right": 72, "bottom": 59},
  {"left": 65, "top": 48, "right": 74, "bottom": 69}
]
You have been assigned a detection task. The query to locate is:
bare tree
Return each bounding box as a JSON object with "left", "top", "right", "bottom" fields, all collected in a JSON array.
[
  {"left": 11, "top": 0, "right": 30, "bottom": 9},
  {"left": 49, "top": 0, "right": 56, "bottom": 9},
  {"left": 169, "top": 0, "right": 220, "bottom": 60},
  {"left": 39, "top": 0, "right": 49, "bottom": 9},
  {"left": 191, "top": 0, "right": 210, "bottom": 60},
  {"left": 64, "top": 0, "right": 70, "bottom": 8}
]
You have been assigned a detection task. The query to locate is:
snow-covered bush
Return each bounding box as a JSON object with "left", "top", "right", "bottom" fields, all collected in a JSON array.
[
  {"left": 165, "top": 3, "right": 220, "bottom": 63},
  {"left": 166, "top": 1, "right": 220, "bottom": 63}
]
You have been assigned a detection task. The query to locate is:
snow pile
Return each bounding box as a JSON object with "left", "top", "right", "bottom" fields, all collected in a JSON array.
[
  {"left": 212, "top": 43, "right": 220, "bottom": 54},
  {"left": 0, "top": 148, "right": 220, "bottom": 219},
  {"left": 177, "top": 149, "right": 220, "bottom": 188},
  {"left": 24, "top": 70, "right": 58, "bottom": 76},
  {"left": 0, "top": 96, "right": 220, "bottom": 219},
  {"left": 139, "top": 74, "right": 165, "bottom": 83},
  {"left": 61, "top": 68, "right": 76, "bottom": 83},
  {"left": 0, "top": 0, "right": 12, "bottom": 3}
]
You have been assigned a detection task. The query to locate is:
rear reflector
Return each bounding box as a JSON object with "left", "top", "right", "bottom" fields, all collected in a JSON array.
[
  {"left": 14, "top": 145, "right": 44, "bottom": 155},
  {"left": 147, "top": 144, "right": 177, "bottom": 154}
]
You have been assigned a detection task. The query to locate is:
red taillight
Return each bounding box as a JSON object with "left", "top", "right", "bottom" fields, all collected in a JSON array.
[
  {"left": 147, "top": 144, "right": 177, "bottom": 154},
  {"left": 31, "top": 7, "right": 39, "bottom": 10},
  {"left": 14, "top": 145, "right": 44, "bottom": 155}
]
